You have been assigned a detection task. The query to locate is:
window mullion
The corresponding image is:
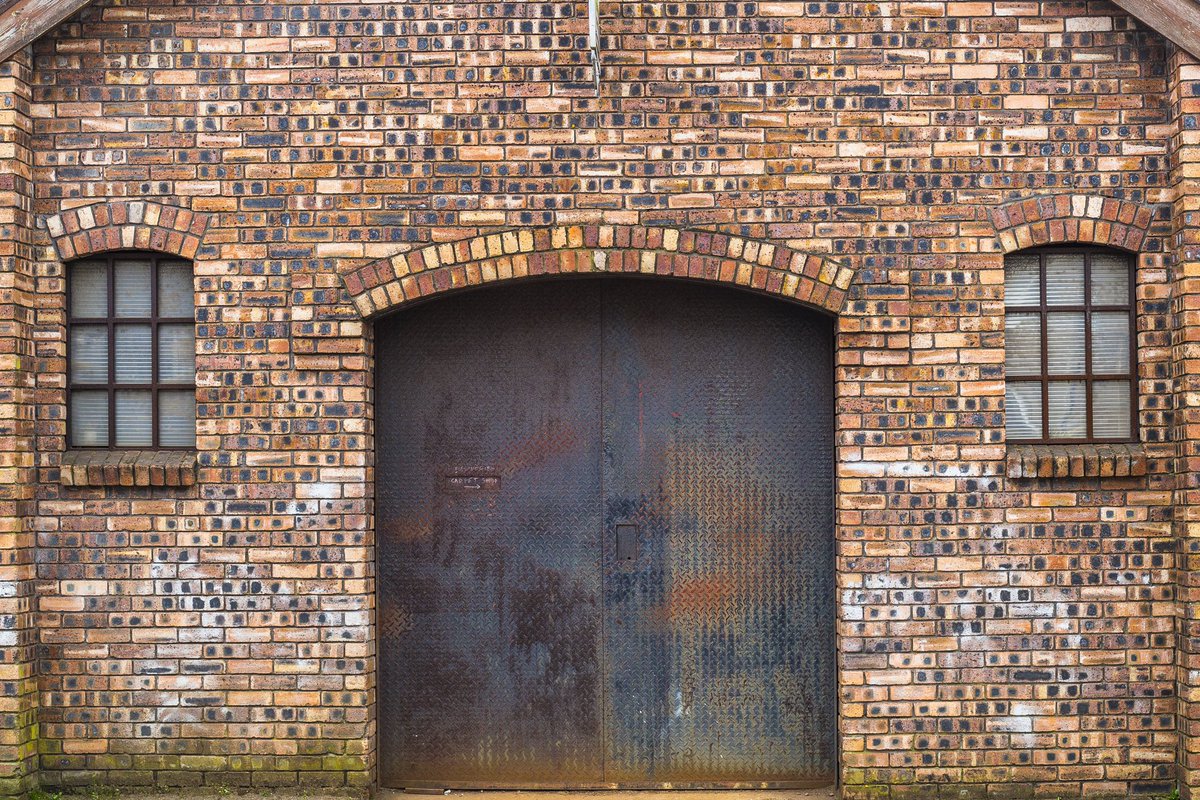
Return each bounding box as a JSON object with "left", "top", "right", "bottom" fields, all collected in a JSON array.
[
  {"left": 108, "top": 253, "right": 116, "bottom": 449},
  {"left": 1129, "top": 257, "right": 1138, "bottom": 441},
  {"left": 152, "top": 255, "right": 159, "bottom": 448},
  {"left": 1040, "top": 252, "right": 1049, "bottom": 442},
  {"left": 1084, "top": 251, "right": 1093, "bottom": 442}
]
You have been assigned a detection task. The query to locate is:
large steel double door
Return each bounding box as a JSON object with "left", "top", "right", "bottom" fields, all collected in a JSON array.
[{"left": 376, "top": 278, "right": 835, "bottom": 789}]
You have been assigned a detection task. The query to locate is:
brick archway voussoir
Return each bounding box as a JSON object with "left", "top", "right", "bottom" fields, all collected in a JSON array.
[
  {"left": 989, "top": 193, "right": 1156, "bottom": 253},
  {"left": 41, "top": 200, "right": 210, "bottom": 261},
  {"left": 340, "top": 225, "right": 854, "bottom": 319}
]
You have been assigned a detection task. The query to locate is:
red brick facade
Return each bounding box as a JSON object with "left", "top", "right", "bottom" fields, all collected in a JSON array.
[{"left": 0, "top": 0, "right": 1197, "bottom": 798}]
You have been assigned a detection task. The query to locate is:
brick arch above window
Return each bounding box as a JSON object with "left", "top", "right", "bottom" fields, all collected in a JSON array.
[
  {"left": 339, "top": 225, "right": 857, "bottom": 319},
  {"left": 989, "top": 194, "right": 1159, "bottom": 254},
  {"left": 41, "top": 200, "right": 210, "bottom": 262}
]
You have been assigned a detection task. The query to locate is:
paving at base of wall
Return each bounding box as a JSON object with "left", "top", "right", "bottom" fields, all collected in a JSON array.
[
  {"left": 95, "top": 791, "right": 836, "bottom": 800},
  {"left": 379, "top": 792, "right": 838, "bottom": 800}
]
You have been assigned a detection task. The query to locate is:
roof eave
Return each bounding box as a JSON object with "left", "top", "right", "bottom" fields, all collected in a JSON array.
[
  {"left": 0, "top": 0, "right": 90, "bottom": 63},
  {"left": 1113, "top": 0, "right": 1200, "bottom": 60}
]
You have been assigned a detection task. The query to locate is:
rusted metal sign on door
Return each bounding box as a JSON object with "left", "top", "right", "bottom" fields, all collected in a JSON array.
[{"left": 376, "top": 279, "right": 835, "bottom": 789}]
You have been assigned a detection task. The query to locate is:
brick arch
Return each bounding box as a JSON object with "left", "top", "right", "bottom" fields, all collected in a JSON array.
[
  {"left": 989, "top": 193, "right": 1157, "bottom": 253},
  {"left": 340, "top": 225, "right": 856, "bottom": 319},
  {"left": 41, "top": 200, "right": 209, "bottom": 261}
]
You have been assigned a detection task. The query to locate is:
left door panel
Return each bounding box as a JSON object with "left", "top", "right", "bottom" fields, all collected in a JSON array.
[{"left": 376, "top": 284, "right": 605, "bottom": 788}]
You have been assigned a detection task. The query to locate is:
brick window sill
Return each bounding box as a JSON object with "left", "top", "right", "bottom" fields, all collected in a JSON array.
[
  {"left": 60, "top": 450, "right": 197, "bottom": 488},
  {"left": 1005, "top": 443, "right": 1146, "bottom": 480}
]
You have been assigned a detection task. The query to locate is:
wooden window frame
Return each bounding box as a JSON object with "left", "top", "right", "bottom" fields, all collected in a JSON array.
[
  {"left": 1005, "top": 246, "right": 1137, "bottom": 445},
  {"left": 66, "top": 251, "right": 196, "bottom": 450}
]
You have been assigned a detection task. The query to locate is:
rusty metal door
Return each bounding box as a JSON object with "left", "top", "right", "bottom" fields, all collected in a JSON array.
[
  {"left": 600, "top": 284, "right": 836, "bottom": 786},
  {"left": 376, "top": 285, "right": 605, "bottom": 788},
  {"left": 376, "top": 279, "right": 835, "bottom": 789}
]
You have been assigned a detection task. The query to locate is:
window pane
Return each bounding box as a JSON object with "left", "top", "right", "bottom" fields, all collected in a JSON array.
[
  {"left": 1045, "top": 252, "right": 1085, "bottom": 306},
  {"left": 1091, "top": 312, "right": 1131, "bottom": 374},
  {"left": 1048, "top": 381, "right": 1087, "bottom": 439},
  {"left": 114, "top": 257, "right": 152, "bottom": 317},
  {"left": 70, "top": 391, "right": 108, "bottom": 447},
  {"left": 1046, "top": 313, "right": 1085, "bottom": 375},
  {"left": 70, "top": 325, "right": 108, "bottom": 383},
  {"left": 158, "top": 324, "right": 195, "bottom": 383},
  {"left": 115, "top": 390, "right": 153, "bottom": 447},
  {"left": 1091, "top": 253, "right": 1130, "bottom": 306},
  {"left": 115, "top": 325, "right": 152, "bottom": 383},
  {"left": 159, "top": 390, "right": 196, "bottom": 447},
  {"left": 70, "top": 260, "right": 108, "bottom": 317},
  {"left": 1006, "top": 382, "right": 1042, "bottom": 440},
  {"left": 1005, "top": 313, "right": 1041, "bottom": 376},
  {"left": 158, "top": 260, "right": 194, "bottom": 317},
  {"left": 1093, "top": 381, "right": 1132, "bottom": 440},
  {"left": 1005, "top": 254, "right": 1040, "bottom": 306}
]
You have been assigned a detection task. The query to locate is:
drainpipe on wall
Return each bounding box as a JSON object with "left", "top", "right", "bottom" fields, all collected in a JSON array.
[{"left": 587, "top": 0, "right": 600, "bottom": 95}]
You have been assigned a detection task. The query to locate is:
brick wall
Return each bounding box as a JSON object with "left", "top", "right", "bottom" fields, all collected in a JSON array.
[
  {"left": 1168, "top": 47, "right": 1200, "bottom": 794},
  {"left": 0, "top": 0, "right": 1190, "bottom": 796},
  {"left": 0, "top": 45, "right": 40, "bottom": 800}
]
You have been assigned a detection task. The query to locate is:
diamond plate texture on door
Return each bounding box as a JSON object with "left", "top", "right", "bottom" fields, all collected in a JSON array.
[
  {"left": 375, "top": 283, "right": 605, "bottom": 788},
  {"left": 376, "top": 278, "right": 835, "bottom": 789},
  {"left": 601, "top": 282, "right": 836, "bottom": 787}
]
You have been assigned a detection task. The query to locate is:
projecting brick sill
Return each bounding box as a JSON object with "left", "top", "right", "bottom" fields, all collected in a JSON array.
[
  {"left": 1005, "top": 443, "right": 1146, "bottom": 480},
  {"left": 60, "top": 450, "right": 197, "bottom": 488}
]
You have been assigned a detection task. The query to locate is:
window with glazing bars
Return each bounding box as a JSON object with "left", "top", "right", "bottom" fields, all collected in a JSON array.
[
  {"left": 1003, "top": 247, "right": 1136, "bottom": 443},
  {"left": 67, "top": 253, "right": 196, "bottom": 448}
]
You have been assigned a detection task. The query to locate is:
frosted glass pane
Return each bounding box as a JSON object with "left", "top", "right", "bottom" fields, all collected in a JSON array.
[
  {"left": 70, "top": 260, "right": 108, "bottom": 317},
  {"left": 159, "top": 390, "right": 195, "bottom": 447},
  {"left": 1091, "top": 253, "right": 1130, "bottom": 305},
  {"left": 1005, "top": 254, "right": 1040, "bottom": 306},
  {"left": 115, "top": 390, "right": 152, "bottom": 447},
  {"left": 1045, "top": 252, "right": 1085, "bottom": 306},
  {"left": 70, "top": 325, "right": 108, "bottom": 383},
  {"left": 158, "top": 324, "right": 195, "bottom": 383},
  {"left": 158, "top": 260, "right": 193, "bottom": 317},
  {"left": 1046, "top": 313, "right": 1085, "bottom": 375},
  {"left": 1093, "top": 381, "right": 1132, "bottom": 439},
  {"left": 115, "top": 325, "right": 152, "bottom": 383},
  {"left": 1091, "top": 313, "right": 1130, "bottom": 374},
  {"left": 1006, "top": 382, "right": 1042, "bottom": 440},
  {"left": 1049, "top": 381, "right": 1087, "bottom": 439},
  {"left": 70, "top": 391, "right": 108, "bottom": 447},
  {"left": 114, "top": 258, "right": 152, "bottom": 317},
  {"left": 1005, "top": 313, "right": 1041, "bottom": 376}
]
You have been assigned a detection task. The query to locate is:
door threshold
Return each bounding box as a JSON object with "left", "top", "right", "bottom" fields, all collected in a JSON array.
[{"left": 379, "top": 790, "right": 837, "bottom": 800}]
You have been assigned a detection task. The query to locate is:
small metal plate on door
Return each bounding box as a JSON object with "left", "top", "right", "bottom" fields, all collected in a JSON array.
[
  {"left": 443, "top": 473, "right": 501, "bottom": 491},
  {"left": 616, "top": 523, "right": 638, "bottom": 565}
]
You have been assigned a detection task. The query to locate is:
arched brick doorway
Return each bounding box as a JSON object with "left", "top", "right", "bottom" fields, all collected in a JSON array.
[{"left": 371, "top": 276, "right": 837, "bottom": 790}]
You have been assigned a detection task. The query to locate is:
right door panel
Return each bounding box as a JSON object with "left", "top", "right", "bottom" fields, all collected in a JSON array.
[{"left": 600, "top": 281, "right": 837, "bottom": 786}]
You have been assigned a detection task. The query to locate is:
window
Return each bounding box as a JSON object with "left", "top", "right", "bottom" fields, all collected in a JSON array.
[
  {"left": 67, "top": 252, "right": 196, "bottom": 449},
  {"left": 1004, "top": 247, "right": 1135, "bottom": 443}
]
